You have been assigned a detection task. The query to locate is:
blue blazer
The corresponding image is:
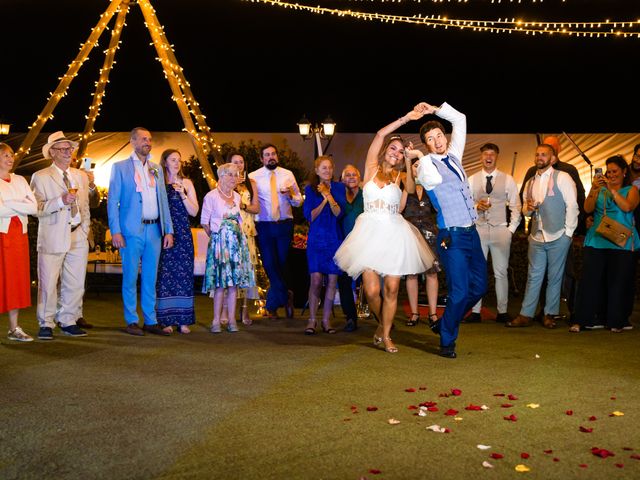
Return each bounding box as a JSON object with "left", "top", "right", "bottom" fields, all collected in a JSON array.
[{"left": 107, "top": 155, "right": 173, "bottom": 237}]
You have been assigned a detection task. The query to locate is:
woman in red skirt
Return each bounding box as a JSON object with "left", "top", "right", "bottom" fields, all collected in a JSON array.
[{"left": 0, "top": 143, "right": 37, "bottom": 341}]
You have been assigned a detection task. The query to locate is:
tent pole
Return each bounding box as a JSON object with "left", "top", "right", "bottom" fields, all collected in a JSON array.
[
  {"left": 138, "top": 0, "right": 216, "bottom": 189},
  {"left": 13, "top": 0, "right": 124, "bottom": 168},
  {"left": 77, "top": 0, "right": 131, "bottom": 160}
]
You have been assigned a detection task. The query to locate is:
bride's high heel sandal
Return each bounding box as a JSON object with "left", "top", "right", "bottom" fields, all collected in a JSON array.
[
  {"left": 373, "top": 334, "right": 383, "bottom": 346},
  {"left": 382, "top": 337, "right": 398, "bottom": 353}
]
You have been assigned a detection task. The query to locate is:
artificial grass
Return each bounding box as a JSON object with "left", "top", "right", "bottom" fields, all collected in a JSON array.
[{"left": 1, "top": 291, "right": 639, "bottom": 479}]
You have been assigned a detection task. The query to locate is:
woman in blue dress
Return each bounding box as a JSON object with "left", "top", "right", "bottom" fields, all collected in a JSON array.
[
  {"left": 156, "top": 149, "right": 199, "bottom": 334},
  {"left": 303, "top": 155, "right": 346, "bottom": 335}
]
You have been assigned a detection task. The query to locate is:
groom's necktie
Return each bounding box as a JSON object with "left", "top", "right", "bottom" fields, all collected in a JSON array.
[
  {"left": 441, "top": 156, "right": 462, "bottom": 182},
  {"left": 486, "top": 175, "right": 493, "bottom": 194}
]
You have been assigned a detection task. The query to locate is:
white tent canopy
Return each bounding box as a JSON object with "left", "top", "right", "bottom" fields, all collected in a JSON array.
[{"left": 8, "top": 131, "right": 639, "bottom": 191}]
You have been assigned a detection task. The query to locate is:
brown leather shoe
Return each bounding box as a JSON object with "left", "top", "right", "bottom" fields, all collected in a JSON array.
[
  {"left": 505, "top": 315, "right": 533, "bottom": 328},
  {"left": 143, "top": 324, "right": 172, "bottom": 336},
  {"left": 76, "top": 317, "right": 94, "bottom": 329},
  {"left": 543, "top": 314, "right": 557, "bottom": 329},
  {"left": 125, "top": 323, "right": 144, "bottom": 336}
]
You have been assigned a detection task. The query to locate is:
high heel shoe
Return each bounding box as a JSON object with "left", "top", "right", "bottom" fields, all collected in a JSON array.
[
  {"left": 428, "top": 313, "right": 441, "bottom": 334},
  {"left": 304, "top": 320, "right": 317, "bottom": 335},
  {"left": 406, "top": 312, "right": 420, "bottom": 327},
  {"left": 321, "top": 321, "right": 337, "bottom": 334},
  {"left": 382, "top": 337, "right": 398, "bottom": 353},
  {"left": 241, "top": 305, "right": 252, "bottom": 326},
  {"left": 373, "top": 334, "right": 383, "bottom": 346}
]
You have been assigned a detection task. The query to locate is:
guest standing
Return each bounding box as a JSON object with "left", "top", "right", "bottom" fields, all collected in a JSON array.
[
  {"left": 335, "top": 107, "right": 435, "bottom": 354},
  {"left": 400, "top": 159, "right": 441, "bottom": 327},
  {"left": 0, "top": 143, "right": 37, "bottom": 342},
  {"left": 201, "top": 163, "right": 256, "bottom": 333},
  {"left": 156, "top": 149, "right": 199, "bottom": 334},
  {"left": 229, "top": 152, "right": 260, "bottom": 325},
  {"left": 31, "top": 132, "right": 92, "bottom": 340},
  {"left": 249, "top": 144, "right": 302, "bottom": 319},
  {"left": 108, "top": 127, "right": 174, "bottom": 336},
  {"left": 303, "top": 155, "right": 346, "bottom": 335},
  {"left": 337, "top": 164, "right": 364, "bottom": 332},
  {"left": 570, "top": 155, "right": 639, "bottom": 333}
]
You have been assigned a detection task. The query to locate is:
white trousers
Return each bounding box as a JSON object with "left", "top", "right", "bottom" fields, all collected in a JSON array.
[
  {"left": 37, "top": 229, "right": 89, "bottom": 328},
  {"left": 473, "top": 225, "right": 512, "bottom": 314}
]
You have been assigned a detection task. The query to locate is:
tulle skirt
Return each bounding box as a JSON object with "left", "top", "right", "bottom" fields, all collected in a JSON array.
[{"left": 334, "top": 211, "right": 435, "bottom": 278}]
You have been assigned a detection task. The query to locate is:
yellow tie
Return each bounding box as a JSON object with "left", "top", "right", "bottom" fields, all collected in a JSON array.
[{"left": 270, "top": 172, "right": 280, "bottom": 221}]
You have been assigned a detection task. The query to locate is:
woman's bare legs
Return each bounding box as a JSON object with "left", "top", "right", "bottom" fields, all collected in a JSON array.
[
  {"left": 226, "top": 286, "right": 238, "bottom": 331},
  {"left": 426, "top": 272, "right": 439, "bottom": 318},
  {"left": 321, "top": 274, "right": 338, "bottom": 330},
  {"left": 307, "top": 272, "right": 323, "bottom": 330},
  {"left": 381, "top": 276, "right": 401, "bottom": 352}
]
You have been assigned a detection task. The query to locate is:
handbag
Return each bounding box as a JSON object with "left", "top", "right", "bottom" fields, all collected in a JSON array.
[{"left": 595, "top": 190, "right": 633, "bottom": 249}]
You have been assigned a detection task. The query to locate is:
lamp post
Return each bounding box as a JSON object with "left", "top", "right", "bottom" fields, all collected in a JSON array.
[{"left": 297, "top": 115, "right": 336, "bottom": 158}]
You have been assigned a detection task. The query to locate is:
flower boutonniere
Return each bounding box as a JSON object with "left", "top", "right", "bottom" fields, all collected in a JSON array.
[{"left": 148, "top": 165, "right": 160, "bottom": 178}]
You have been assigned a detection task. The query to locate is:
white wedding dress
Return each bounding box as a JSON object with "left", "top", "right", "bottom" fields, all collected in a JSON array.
[{"left": 334, "top": 179, "right": 435, "bottom": 278}]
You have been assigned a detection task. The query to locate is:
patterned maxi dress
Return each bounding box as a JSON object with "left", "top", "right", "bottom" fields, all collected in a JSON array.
[
  {"left": 156, "top": 183, "right": 195, "bottom": 327},
  {"left": 202, "top": 190, "right": 256, "bottom": 293}
]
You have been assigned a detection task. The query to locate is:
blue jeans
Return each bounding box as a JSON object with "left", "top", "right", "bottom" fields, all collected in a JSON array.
[
  {"left": 437, "top": 228, "right": 488, "bottom": 348},
  {"left": 120, "top": 223, "right": 162, "bottom": 325},
  {"left": 519, "top": 235, "right": 571, "bottom": 317},
  {"left": 255, "top": 220, "right": 293, "bottom": 311}
]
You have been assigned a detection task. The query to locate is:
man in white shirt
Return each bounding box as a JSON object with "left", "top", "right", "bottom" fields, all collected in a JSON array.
[
  {"left": 507, "top": 143, "right": 578, "bottom": 328},
  {"left": 249, "top": 144, "right": 303, "bottom": 318},
  {"left": 467, "top": 143, "right": 521, "bottom": 323}
]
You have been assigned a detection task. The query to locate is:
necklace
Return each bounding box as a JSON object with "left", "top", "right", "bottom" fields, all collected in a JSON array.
[{"left": 217, "top": 186, "right": 233, "bottom": 200}]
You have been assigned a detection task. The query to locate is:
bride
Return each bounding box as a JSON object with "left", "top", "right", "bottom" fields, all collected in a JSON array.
[{"left": 334, "top": 106, "right": 435, "bottom": 353}]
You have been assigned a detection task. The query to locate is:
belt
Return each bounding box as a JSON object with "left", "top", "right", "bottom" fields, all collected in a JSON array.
[
  {"left": 142, "top": 218, "right": 159, "bottom": 224},
  {"left": 71, "top": 224, "right": 80, "bottom": 232},
  {"left": 257, "top": 219, "right": 292, "bottom": 224},
  {"left": 443, "top": 225, "right": 476, "bottom": 232}
]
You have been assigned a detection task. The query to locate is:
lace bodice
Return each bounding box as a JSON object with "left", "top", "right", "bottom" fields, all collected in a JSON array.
[{"left": 363, "top": 180, "right": 401, "bottom": 215}]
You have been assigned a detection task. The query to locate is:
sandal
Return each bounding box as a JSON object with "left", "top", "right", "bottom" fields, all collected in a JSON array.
[
  {"left": 569, "top": 324, "right": 580, "bottom": 333},
  {"left": 406, "top": 312, "right": 420, "bottom": 327},
  {"left": 304, "top": 320, "right": 317, "bottom": 335},
  {"left": 322, "top": 322, "right": 337, "bottom": 334},
  {"left": 428, "top": 314, "right": 440, "bottom": 334}
]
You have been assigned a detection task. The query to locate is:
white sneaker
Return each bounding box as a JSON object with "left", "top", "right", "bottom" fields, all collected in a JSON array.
[{"left": 8, "top": 326, "right": 34, "bottom": 342}]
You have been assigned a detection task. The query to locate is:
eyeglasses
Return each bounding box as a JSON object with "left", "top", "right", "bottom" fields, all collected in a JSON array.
[{"left": 51, "top": 147, "right": 75, "bottom": 154}]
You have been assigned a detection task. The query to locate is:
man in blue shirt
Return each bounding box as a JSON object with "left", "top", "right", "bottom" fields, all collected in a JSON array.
[{"left": 413, "top": 102, "right": 487, "bottom": 358}]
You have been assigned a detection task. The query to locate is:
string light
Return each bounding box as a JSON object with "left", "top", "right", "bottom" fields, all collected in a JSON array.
[{"left": 244, "top": 0, "right": 640, "bottom": 38}]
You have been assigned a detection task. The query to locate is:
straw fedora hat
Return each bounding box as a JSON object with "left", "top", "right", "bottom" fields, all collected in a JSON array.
[{"left": 42, "top": 131, "right": 79, "bottom": 159}]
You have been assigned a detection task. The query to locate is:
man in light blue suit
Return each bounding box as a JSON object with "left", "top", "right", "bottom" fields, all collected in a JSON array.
[{"left": 108, "top": 127, "right": 174, "bottom": 336}]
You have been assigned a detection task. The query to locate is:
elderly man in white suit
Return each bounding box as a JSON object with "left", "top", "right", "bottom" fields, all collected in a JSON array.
[{"left": 31, "top": 131, "right": 91, "bottom": 340}]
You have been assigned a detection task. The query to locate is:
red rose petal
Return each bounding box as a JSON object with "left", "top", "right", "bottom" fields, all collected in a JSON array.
[
  {"left": 622, "top": 447, "right": 633, "bottom": 451},
  {"left": 520, "top": 453, "right": 530, "bottom": 459},
  {"left": 565, "top": 410, "right": 574, "bottom": 416},
  {"left": 419, "top": 386, "right": 427, "bottom": 390},
  {"left": 420, "top": 401, "right": 437, "bottom": 408},
  {"left": 465, "top": 404, "right": 482, "bottom": 411},
  {"left": 445, "top": 409, "right": 459, "bottom": 416},
  {"left": 444, "top": 428, "right": 451, "bottom": 433},
  {"left": 405, "top": 388, "right": 416, "bottom": 393},
  {"left": 589, "top": 416, "right": 597, "bottom": 421},
  {"left": 493, "top": 393, "right": 506, "bottom": 397},
  {"left": 368, "top": 469, "right": 382, "bottom": 474},
  {"left": 544, "top": 450, "right": 553, "bottom": 454},
  {"left": 611, "top": 396, "right": 617, "bottom": 400},
  {"left": 508, "top": 394, "right": 518, "bottom": 400},
  {"left": 579, "top": 464, "right": 588, "bottom": 468},
  {"left": 503, "top": 414, "right": 518, "bottom": 422},
  {"left": 427, "top": 407, "right": 439, "bottom": 412},
  {"left": 490, "top": 453, "right": 504, "bottom": 459},
  {"left": 366, "top": 406, "right": 378, "bottom": 412},
  {"left": 579, "top": 426, "right": 594, "bottom": 433},
  {"left": 630, "top": 454, "right": 640, "bottom": 460},
  {"left": 451, "top": 389, "right": 462, "bottom": 396},
  {"left": 591, "top": 447, "right": 615, "bottom": 458},
  {"left": 501, "top": 403, "right": 514, "bottom": 408},
  {"left": 350, "top": 405, "right": 358, "bottom": 410},
  {"left": 343, "top": 418, "right": 351, "bottom": 421},
  {"left": 615, "top": 464, "right": 624, "bottom": 468},
  {"left": 408, "top": 405, "right": 418, "bottom": 410},
  {"left": 439, "top": 393, "right": 449, "bottom": 398},
  {"left": 553, "top": 458, "right": 560, "bottom": 462}
]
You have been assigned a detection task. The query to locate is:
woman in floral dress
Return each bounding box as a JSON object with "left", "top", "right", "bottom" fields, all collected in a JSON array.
[{"left": 201, "top": 163, "right": 256, "bottom": 333}]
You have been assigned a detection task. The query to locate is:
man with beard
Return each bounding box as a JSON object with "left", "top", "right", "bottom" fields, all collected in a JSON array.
[
  {"left": 249, "top": 144, "right": 302, "bottom": 318},
  {"left": 108, "top": 127, "right": 174, "bottom": 336},
  {"left": 506, "top": 143, "right": 578, "bottom": 329},
  {"left": 467, "top": 143, "right": 521, "bottom": 324}
]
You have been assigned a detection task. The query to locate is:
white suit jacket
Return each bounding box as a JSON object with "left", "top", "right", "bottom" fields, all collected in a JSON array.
[{"left": 30, "top": 165, "right": 91, "bottom": 254}]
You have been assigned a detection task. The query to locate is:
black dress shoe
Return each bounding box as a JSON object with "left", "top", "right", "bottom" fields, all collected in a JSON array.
[
  {"left": 143, "top": 324, "right": 171, "bottom": 336},
  {"left": 428, "top": 315, "right": 441, "bottom": 334},
  {"left": 462, "top": 312, "right": 481, "bottom": 323},
  {"left": 76, "top": 317, "right": 94, "bottom": 329},
  {"left": 438, "top": 344, "right": 457, "bottom": 359},
  {"left": 343, "top": 319, "right": 358, "bottom": 332},
  {"left": 495, "top": 312, "right": 511, "bottom": 323}
]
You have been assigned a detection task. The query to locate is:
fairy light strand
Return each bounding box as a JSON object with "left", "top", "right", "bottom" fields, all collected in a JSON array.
[{"left": 244, "top": 0, "right": 640, "bottom": 38}]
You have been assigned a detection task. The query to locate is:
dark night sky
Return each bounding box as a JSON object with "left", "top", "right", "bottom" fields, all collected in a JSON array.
[{"left": 1, "top": 0, "right": 638, "bottom": 135}]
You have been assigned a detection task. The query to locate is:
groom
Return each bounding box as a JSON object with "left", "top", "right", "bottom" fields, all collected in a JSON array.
[{"left": 108, "top": 127, "right": 174, "bottom": 336}]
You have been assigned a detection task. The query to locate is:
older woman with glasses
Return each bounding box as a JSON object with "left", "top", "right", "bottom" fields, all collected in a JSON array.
[
  {"left": 0, "top": 143, "right": 37, "bottom": 341},
  {"left": 201, "top": 163, "right": 256, "bottom": 334}
]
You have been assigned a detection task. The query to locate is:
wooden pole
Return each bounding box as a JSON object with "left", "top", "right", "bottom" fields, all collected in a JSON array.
[
  {"left": 77, "top": 0, "right": 130, "bottom": 160},
  {"left": 138, "top": 0, "right": 217, "bottom": 188},
  {"left": 14, "top": 0, "right": 124, "bottom": 167}
]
